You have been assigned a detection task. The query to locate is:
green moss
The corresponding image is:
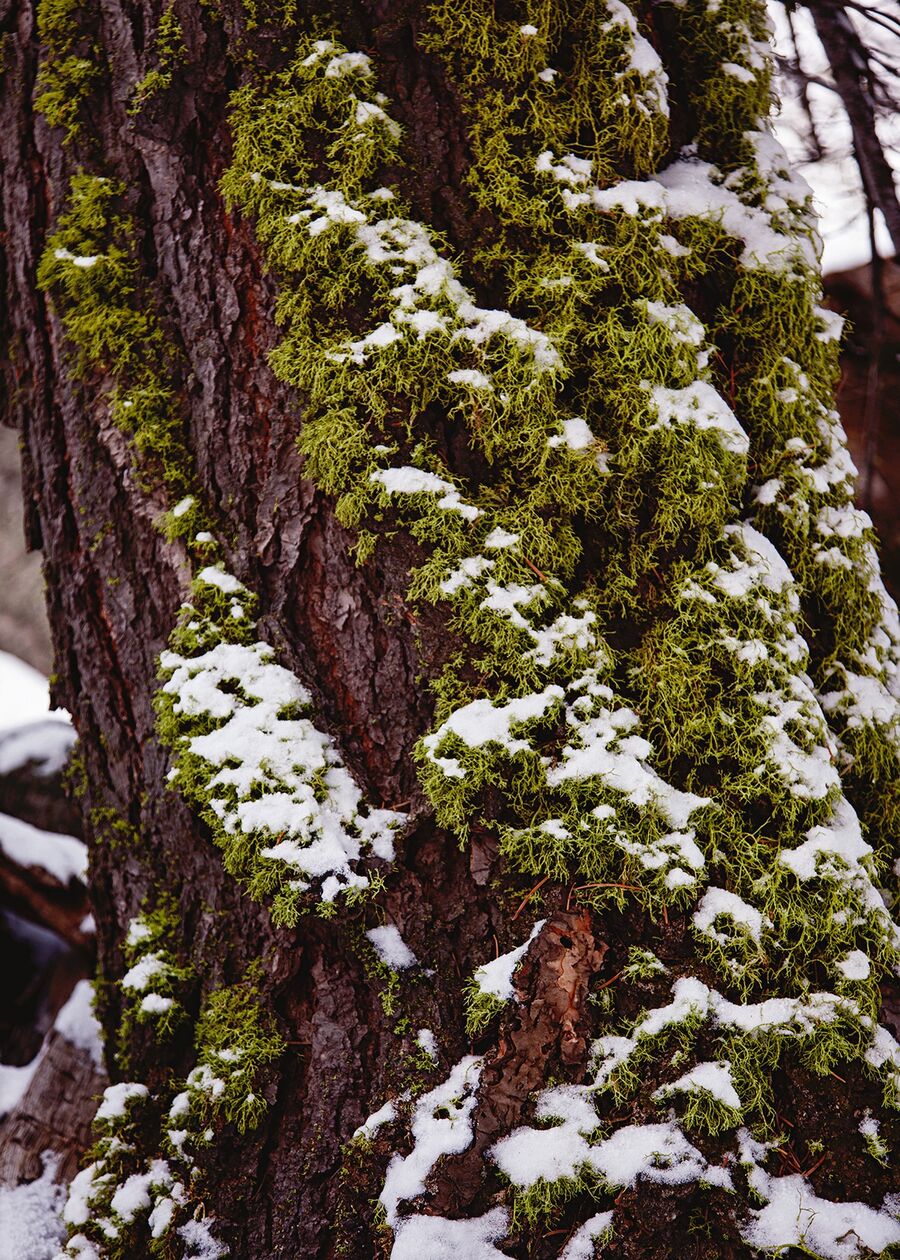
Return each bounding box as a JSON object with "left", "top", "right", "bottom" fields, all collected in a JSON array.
[
  {"left": 34, "top": 0, "right": 102, "bottom": 141},
  {"left": 464, "top": 980, "right": 506, "bottom": 1037},
  {"left": 216, "top": 15, "right": 900, "bottom": 1181},
  {"left": 88, "top": 805, "right": 138, "bottom": 851},
  {"left": 421, "top": 0, "right": 669, "bottom": 259},
  {"left": 62, "top": 742, "right": 87, "bottom": 801},
  {"left": 45, "top": 6, "right": 896, "bottom": 1242},
  {"left": 129, "top": 2, "right": 187, "bottom": 111},
  {"left": 191, "top": 975, "right": 285, "bottom": 1133},
  {"left": 116, "top": 895, "right": 194, "bottom": 1068},
  {"left": 38, "top": 173, "right": 210, "bottom": 541},
  {"left": 510, "top": 1167, "right": 597, "bottom": 1231}
]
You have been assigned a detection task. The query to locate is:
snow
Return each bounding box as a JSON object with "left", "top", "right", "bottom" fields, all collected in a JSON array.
[
  {"left": 177, "top": 1218, "right": 227, "bottom": 1258},
  {"left": 714, "top": 523, "right": 794, "bottom": 597},
  {"left": 61, "top": 1165, "right": 97, "bottom": 1228},
  {"left": 380, "top": 1056, "right": 482, "bottom": 1226},
  {"left": 423, "top": 686, "right": 564, "bottom": 776},
  {"left": 722, "top": 61, "right": 756, "bottom": 84},
  {"left": 0, "top": 812, "right": 87, "bottom": 885},
  {"left": 693, "top": 887, "right": 766, "bottom": 945},
  {"left": 0, "top": 1056, "right": 39, "bottom": 1118},
  {"left": 354, "top": 1099, "right": 396, "bottom": 1139},
  {"left": 742, "top": 1156, "right": 900, "bottom": 1258},
  {"left": 0, "top": 652, "right": 70, "bottom": 735},
  {"left": 110, "top": 1171, "right": 153, "bottom": 1221},
  {"left": 836, "top": 950, "right": 870, "bottom": 981},
  {"left": 780, "top": 798, "right": 877, "bottom": 893},
  {"left": 285, "top": 182, "right": 559, "bottom": 377},
  {"left": 391, "top": 1207, "right": 510, "bottom": 1260},
  {"left": 590, "top": 152, "right": 819, "bottom": 274},
  {"left": 370, "top": 467, "right": 481, "bottom": 522},
  {"left": 149, "top": 1196, "right": 176, "bottom": 1238},
  {"left": 440, "top": 556, "right": 494, "bottom": 596},
  {"left": 140, "top": 994, "right": 175, "bottom": 1015},
  {"left": 641, "top": 299, "right": 705, "bottom": 347},
  {"left": 864, "top": 1025, "right": 900, "bottom": 1082},
  {"left": 0, "top": 720, "right": 75, "bottom": 778},
  {"left": 547, "top": 417, "right": 596, "bottom": 451},
  {"left": 546, "top": 699, "right": 710, "bottom": 832},
  {"left": 323, "top": 51, "right": 373, "bottom": 79},
  {"left": 95, "top": 1081, "right": 148, "bottom": 1124},
  {"left": 161, "top": 633, "right": 405, "bottom": 901},
  {"left": 484, "top": 528, "right": 519, "bottom": 549},
  {"left": 172, "top": 496, "right": 194, "bottom": 517},
  {"left": 472, "top": 920, "right": 546, "bottom": 1001},
  {"left": 366, "top": 924, "right": 417, "bottom": 970},
  {"left": 558, "top": 1212, "right": 614, "bottom": 1260},
  {"left": 537, "top": 150, "right": 594, "bottom": 187},
  {"left": 0, "top": 1152, "right": 66, "bottom": 1260},
  {"left": 121, "top": 953, "right": 167, "bottom": 992},
  {"left": 590, "top": 1122, "right": 731, "bottom": 1191},
  {"left": 654, "top": 1061, "right": 741, "bottom": 1110},
  {"left": 54, "top": 980, "right": 103, "bottom": 1067},
  {"left": 636, "top": 976, "right": 711, "bottom": 1038},
  {"left": 416, "top": 1028, "right": 437, "bottom": 1058},
  {"left": 648, "top": 382, "right": 749, "bottom": 457},
  {"left": 447, "top": 368, "right": 492, "bottom": 390},
  {"left": 196, "top": 565, "right": 244, "bottom": 594},
  {"left": 125, "top": 918, "right": 153, "bottom": 948},
  {"left": 492, "top": 1090, "right": 732, "bottom": 1195},
  {"left": 53, "top": 248, "right": 100, "bottom": 268}
]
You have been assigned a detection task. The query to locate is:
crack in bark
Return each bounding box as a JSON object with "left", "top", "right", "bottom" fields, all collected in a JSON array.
[{"left": 428, "top": 911, "right": 606, "bottom": 1217}]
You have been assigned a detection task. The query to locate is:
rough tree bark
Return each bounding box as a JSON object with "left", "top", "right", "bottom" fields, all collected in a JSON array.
[{"left": 1, "top": 2, "right": 899, "bottom": 1259}]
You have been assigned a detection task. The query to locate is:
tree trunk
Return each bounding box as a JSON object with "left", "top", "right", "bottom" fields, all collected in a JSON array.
[{"left": 1, "top": 2, "right": 899, "bottom": 1259}]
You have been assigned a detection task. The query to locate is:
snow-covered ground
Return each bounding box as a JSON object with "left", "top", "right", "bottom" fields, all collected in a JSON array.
[
  {"left": 0, "top": 650, "right": 70, "bottom": 736},
  {"left": 769, "top": 0, "right": 900, "bottom": 273}
]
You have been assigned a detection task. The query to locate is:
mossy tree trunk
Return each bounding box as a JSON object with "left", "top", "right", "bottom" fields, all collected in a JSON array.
[{"left": 1, "top": 2, "right": 899, "bottom": 1259}]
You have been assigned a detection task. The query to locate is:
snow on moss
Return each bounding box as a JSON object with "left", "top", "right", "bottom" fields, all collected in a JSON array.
[
  {"left": 653, "top": 1060, "right": 741, "bottom": 1110},
  {"left": 366, "top": 924, "right": 418, "bottom": 971},
  {"left": 117, "top": 904, "right": 193, "bottom": 1053},
  {"left": 57, "top": 977, "right": 279, "bottom": 1259},
  {"left": 380, "top": 1055, "right": 483, "bottom": 1227},
  {"left": 369, "top": 467, "right": 481, "bottom": 521},
  {"left": 422, "top": 686, "right": 564, "bottom": 778},
  {"left": 158, "top": 569, "right": 405, "bottom": 917},
  {"left": 283, "top": 181, "right": 559, "bottom": 378},
  {"left": 472, "top": 919, "right": 546, "bottom": 1002},
  {"left": 491, "top": 1083, "right": 732, "bottom": 1194},
  {"left": 390, "top": 1208, "right": 510, "bottom": 1260},
  {"left": 354, "top": 1099, "right": 396, "bottom": 1141},
  {"left": 647, "top": 381, "right": 749, "bottom": 457},
  {"left": 693, "top": 886, "right": 767, "bottom": 946},
  {"left": 219, "top": 7, "right": 900, "bottom": 1253},
  {"left": 738, "top": 1130, "right": 900, "bottom": 1259},
  {"left": 558, "top": 1212, "right": 614, "bottom": 1260}
]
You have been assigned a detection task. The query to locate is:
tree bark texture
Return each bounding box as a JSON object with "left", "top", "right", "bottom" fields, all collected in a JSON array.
[{"left": 1, "top": 2, "right": 899, "bottom": 1259}]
